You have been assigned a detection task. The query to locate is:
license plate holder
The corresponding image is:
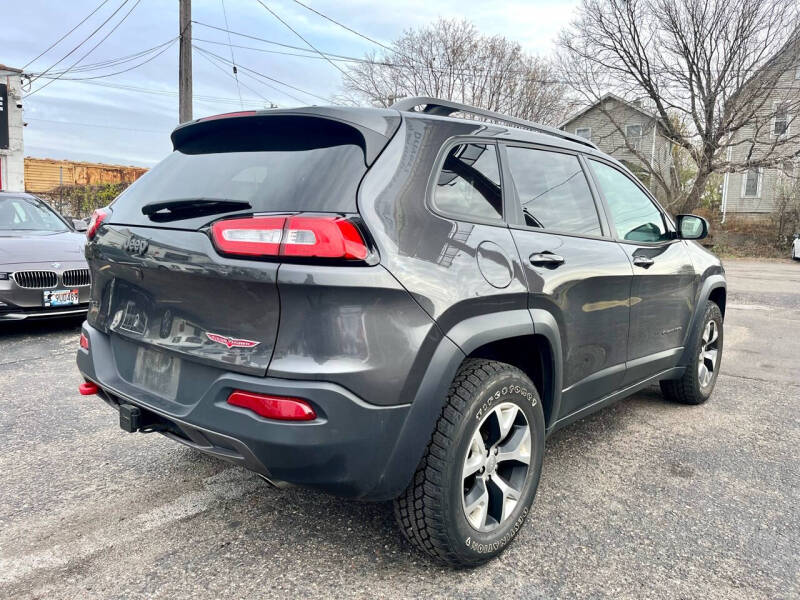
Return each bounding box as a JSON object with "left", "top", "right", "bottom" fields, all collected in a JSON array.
[
  {"left": 43, "top": 288, "right": 79, "bottom": 307},
  {"left": 132, "top": 346, "right": 181, "bottom": 400}
]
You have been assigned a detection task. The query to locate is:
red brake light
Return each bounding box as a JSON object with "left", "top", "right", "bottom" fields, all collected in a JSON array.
[
  {"left": 227, "top": 390, "right": 317, "bottom": 421},
  {"left": 79, "top": 332, "right": 89, "bottom": 350},
  {"left": 211, "top": 215, "right": 368, "bottom": 260},
  {"left": 87, "top": 207, "right": 110, "bottom": 240}
]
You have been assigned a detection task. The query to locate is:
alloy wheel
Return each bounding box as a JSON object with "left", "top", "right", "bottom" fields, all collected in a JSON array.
[
  {"left": 461, "top": 402, "right": 531, "bottom": 532},
  {"left": 698, "top": 319, "right": 720, "bottom": 388}
]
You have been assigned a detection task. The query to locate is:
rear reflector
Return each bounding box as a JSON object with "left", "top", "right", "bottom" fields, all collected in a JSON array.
[
  {"left": 211, "top": 215, "right": 368, "bottom": 260},
  {"left": 79, "top": 333, "right": 89, "bottom": 350},
  {"left": 227, "top": 390, "right": 317, "bottom": 421},
  {"left": 79, "top": 382, "right": 99, "bottom": 395}
]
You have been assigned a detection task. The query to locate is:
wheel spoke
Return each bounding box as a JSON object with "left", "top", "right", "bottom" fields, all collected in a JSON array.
[
  {"left": 707, "top": 321, "right": 718, "bottom": 345},
  {"left": 698, "top": 363, "right": 710, "bottom": 386},
  {"left": 462, "top": 432, "right": 487, "bottom": 479},
  {"left": 703, "top": 349, "right": 718, "bottom": 371},
  {"left": 489, "top": 473, "right": 521, "bottom": 523},
  {"left": 463, "top": 477, "right": 489, "bottom": 530},
  {"left": 493, "top": 404, "right": 519, "bottom": 444},
  {"left": 496, "top": 425, "right": 531, "bottom": 465}
]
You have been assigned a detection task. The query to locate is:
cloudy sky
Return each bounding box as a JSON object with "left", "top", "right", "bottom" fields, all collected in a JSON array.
[{"left": 2, "top": 0, "right": 579, "bottom": 167}]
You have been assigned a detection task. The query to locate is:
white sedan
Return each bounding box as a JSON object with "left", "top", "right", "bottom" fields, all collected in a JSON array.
[{"left": 793, "top": 234, "right": 800, "bottom": 260}]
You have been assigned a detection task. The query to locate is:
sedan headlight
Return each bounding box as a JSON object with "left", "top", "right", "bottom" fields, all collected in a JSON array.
[{"left": 0, "top": 273, "right": 9, "bottom": 280}]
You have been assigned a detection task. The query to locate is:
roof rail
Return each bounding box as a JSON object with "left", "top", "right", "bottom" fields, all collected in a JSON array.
[{"left": 391, "top": 96, "right": 597, "bottom": 150}]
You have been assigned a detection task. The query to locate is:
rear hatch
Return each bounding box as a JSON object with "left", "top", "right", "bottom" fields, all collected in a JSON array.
[{"left": 86, "top": 109, "right": 400, "bottom": 379}]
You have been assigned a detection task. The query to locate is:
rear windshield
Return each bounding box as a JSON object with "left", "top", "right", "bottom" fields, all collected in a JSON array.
[{"left": 111, "top": 143, "right": 365, "bottom": 225}]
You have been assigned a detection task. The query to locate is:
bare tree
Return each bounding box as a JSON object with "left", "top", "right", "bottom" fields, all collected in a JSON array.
[
  {"left": 558, "top": 0, "right": 800, "bottom": 212},
  {"left": 340, "top": 18, "right": 573, "bottom": 126}
]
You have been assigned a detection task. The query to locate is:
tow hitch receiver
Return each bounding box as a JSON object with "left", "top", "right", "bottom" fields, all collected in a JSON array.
[{"left": 119, "top": 403, "right": 142, "bottom": 433}]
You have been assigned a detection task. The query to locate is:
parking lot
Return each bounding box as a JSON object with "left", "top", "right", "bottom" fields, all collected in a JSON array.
[{"left": 1, "top": 258, "right": 798, "bottom": 599}]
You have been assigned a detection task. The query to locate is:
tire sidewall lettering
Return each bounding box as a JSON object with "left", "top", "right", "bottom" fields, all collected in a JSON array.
[{"left": 475, "top": 381, "right": 537, "bottom": 422}]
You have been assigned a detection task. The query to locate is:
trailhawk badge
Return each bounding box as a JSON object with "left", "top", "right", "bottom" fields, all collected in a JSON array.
[{"left": 205, "top": 332, "right": 261, "bottom": 349}]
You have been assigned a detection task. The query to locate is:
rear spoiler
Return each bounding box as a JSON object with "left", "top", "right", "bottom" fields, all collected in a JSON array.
[{"left": 171, "top": 106, "right": 402, "bottom": 166}]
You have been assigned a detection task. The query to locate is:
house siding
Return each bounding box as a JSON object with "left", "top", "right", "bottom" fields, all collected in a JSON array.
[
  {"left": 561, "top": 97, "right": 673, "bottom": 198},
  {"left": 723, "top": 51, "right": 800, "bottom": 214}
]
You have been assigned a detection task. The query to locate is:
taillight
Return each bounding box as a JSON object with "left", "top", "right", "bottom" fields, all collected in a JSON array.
[
  {"left": 87, "top": 207, "right": 110, "bottom": 240},
  {"left": 79, "top": 332, "right": 89, "bottom": 350},
  {"left": 227, "top": 390, "right": 317, "bottom": 421},
  {"left": 211, "top": 215, "right": 368, "bottom": 260}
]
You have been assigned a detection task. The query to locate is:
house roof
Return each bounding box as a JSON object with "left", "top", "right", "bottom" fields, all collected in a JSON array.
[
  {"left": 0, "top": 64, "right": 23, "bottom": 74},
  {"left": 560, "top": 93, "right": 663, "bottom": 129}
]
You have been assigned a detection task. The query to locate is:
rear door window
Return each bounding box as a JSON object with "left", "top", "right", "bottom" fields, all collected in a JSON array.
[
  {"left": 505, "top": 146, "right": 602, "bottom": 236},
  {"left": 432, "top": 143, "right": 503, "bottom": 222}
]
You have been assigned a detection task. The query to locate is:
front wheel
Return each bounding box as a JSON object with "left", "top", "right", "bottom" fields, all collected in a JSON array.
[
  {"left": 394, "top": 359, "right": 544, "bottom": 567},
  {"left": 660, "top": 301, "right": 723, "bottom": 405}
]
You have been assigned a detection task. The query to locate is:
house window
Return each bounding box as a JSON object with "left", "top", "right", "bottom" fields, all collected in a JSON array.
[
  {"left": 575, "top": 127, "right": 592, "bottom": 140},
  {"left": 773, "top": 104, "right": 789, "bottom": 136},
  {"left": 625, "top": 124, "right": 643, "bottom": 151},
  {"left": 741, "top": 169, "right": 762, "bottom": 198}
]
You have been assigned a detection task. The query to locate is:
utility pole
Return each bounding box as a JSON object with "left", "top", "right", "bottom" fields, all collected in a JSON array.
[{"left": 178, "top": 0, "right": 192, "bottom": 123}]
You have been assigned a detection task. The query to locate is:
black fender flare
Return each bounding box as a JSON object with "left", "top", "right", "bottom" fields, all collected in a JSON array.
[
  {"left": 678, "top": 274, "right": 726, "bottom": 367},
  {"left": 365, "top": 309, "right": 567, "bottom": 500},
  {"left": 364, "top": 310, "right": 535, "bottom": 500}
]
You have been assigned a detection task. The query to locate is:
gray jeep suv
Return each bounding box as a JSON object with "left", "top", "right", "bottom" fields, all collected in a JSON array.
[{"left": 76, "top": 98, "right": 726, "bottom": 567}]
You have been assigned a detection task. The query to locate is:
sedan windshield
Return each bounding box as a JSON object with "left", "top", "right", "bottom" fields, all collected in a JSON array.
[{"left": 0, "top": 196, "right": 69, "bottom": 232}]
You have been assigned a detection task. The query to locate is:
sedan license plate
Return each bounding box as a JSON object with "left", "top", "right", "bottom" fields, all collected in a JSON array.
[
  {"left": 132, "top": 346, "right": 181, "bottom": 400},
  {"left": 43, "top": 288, "right": 79, "bottom": 307}
]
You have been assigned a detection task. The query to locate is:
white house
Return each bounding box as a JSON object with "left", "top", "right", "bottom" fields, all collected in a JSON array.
[{"left": 0, "top": 64, "right": 24, "bottom": 192}]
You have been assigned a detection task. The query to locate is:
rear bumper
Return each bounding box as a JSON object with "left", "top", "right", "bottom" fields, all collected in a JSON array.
[{"left": 76, "top": 323, "right": 411, "bottom": 499}]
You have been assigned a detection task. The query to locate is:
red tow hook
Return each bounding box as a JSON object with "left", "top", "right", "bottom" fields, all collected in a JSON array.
[{"left": 79, "top": 382, "right": 99, "bottom": 396}]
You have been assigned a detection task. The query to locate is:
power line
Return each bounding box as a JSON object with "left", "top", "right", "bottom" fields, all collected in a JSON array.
[
  {"left": 27, "top": 0, "right": 143, "bottom": 96},
  {"left": 219, "top": 0, "right": 244, "bottom": 109},
  {"left": 54, "top": 78, "right": 273, "bottom": 106},
  {"left": 28, "top": 0, "right": 133, "bottom": 85},
  {"left": 28, "top": 39, "right": 176, "bottom": 77},
  {"left": 289, "top": 0, "right": 400, "bottom": 58},
  {"left": 196, "top": 45, "right": 307, "bottom": 104},
  {"left": 194, "top": 44, "right": 333, "bottom": 104},
  {"left": 26, "top": 117, "right": 167, "bottom": 134},
  {"left": 193, "top": 37, "right": 366, "bottom": 63},
  {"left": 22, "top": 0, "right": 113, "bottom": 70},
  {"left": 193, "top": 21, "right": 378, "bottom": 62},
  {"left": 194, "top": 45, "right": 274, "bottom": 105},
  {"left": 252, "top": 0, "right": 361, "bottom": 88},
  {"left": 34, "top": 39, "right": 174, "bottom": 84}
]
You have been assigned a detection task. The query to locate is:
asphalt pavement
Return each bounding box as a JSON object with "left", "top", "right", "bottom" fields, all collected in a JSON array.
[{"left": 0, "top": 258, "right": 798, "bottom": 599}]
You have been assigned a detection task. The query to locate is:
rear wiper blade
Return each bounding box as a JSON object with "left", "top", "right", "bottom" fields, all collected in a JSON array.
[{"left": 141, "top": 198, "right": 252, "bottom": 222}]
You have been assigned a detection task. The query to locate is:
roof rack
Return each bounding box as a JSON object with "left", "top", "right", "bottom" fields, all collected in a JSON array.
[{"left": 391, "top": 96, "right": 597, "bottom": 150}]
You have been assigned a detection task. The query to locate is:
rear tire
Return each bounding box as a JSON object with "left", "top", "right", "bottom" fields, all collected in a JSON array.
[
  {"left": 660, "top": 301, "right": 723, "bottom": 405},
  {"left": 393, "top": 359, "right": 544, "bottom": 567}
]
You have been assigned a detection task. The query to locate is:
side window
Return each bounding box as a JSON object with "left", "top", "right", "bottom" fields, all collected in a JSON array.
[
  {"left": 433, "top": 143, "right": 503, "bottom": 221},
  {"left": 588, "top": 159, "right": 670, "bottom": 243},
  {"left": 505, "top": 146, "right": 602, "bottom": 236}
]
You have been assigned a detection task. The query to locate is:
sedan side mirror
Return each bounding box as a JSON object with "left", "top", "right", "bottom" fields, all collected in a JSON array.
[
  {"left": 72, "top": 218, "right": 88, "bottom": 232},
  {"left": 676, "top": 214, "right": 708, "bottom": 240}
]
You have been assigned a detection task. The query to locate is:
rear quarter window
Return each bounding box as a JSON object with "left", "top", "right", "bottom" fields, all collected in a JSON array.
[{"left": 432, "top": 143, "right": 503, "bottom": 222}]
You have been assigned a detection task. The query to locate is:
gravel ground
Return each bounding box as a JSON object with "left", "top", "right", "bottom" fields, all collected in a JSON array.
[{"left": 0, "top": 258, "right": 798, "bottom": 599}]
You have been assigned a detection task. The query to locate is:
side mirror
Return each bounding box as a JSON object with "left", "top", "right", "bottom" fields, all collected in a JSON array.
[
  {"left": 676, "top": 214, "right": 708, "bottom": 240},
  {"left": 72, "top": 218, "right": 88, "bottom": 232}
]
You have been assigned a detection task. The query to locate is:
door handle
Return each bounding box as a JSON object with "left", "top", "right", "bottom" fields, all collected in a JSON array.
[
  {"left": 529, "top": 252, "right": 565, "bottom": 268},
  {"left": 633, "top": 256, "right": 655, "bottom": 268}
]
